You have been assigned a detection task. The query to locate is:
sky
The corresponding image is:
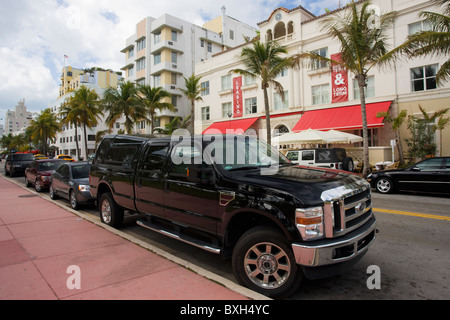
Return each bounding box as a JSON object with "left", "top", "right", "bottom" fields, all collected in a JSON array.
[{"left": 0, "top": 0, "right": 343, "bottom": 125}]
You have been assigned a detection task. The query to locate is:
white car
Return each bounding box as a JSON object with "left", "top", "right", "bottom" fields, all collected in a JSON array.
[{"left": 285, "top": 148, "right": 355, "bottom": 172}]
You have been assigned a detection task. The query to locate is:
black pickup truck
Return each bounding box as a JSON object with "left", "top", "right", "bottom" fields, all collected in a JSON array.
[{"left": 89, "top": 133, "right": 377, "bottom": 298}]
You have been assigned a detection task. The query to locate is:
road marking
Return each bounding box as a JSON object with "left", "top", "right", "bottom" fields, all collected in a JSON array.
[{"left": 373, "top": 208, "right": 450, "bottom": 221}]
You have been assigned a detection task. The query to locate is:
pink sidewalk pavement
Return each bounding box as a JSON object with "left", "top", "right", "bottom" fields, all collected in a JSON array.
[{"left": 0, "top": 175, "right": 252, "bottom": 300}]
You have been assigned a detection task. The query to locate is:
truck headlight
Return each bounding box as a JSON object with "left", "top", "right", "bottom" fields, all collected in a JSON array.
[
  {"left": 296, "top": 206, "right": 324, "bottom": 240},
  {"left": 78, "top": 185, "right": 90, "bottom": 192}
]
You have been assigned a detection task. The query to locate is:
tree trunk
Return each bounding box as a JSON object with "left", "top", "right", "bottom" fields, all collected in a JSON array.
[
  {"left": 263, "top": 87, "right": 271, "bottom": 146},
  {"left": 83, "top": 124, "right": 88, "bottom": 160},
  {"left": 74, "top": 125, "right": 80, "bottom": 161},
  {"left": 358, "top": 74, "right": 370, "bottom": 177},
  {"left": 190, "top": 100, "right": 195, "bottom": 135}
]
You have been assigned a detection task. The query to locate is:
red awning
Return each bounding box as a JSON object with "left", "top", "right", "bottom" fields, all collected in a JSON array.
[
  {"left": 202, "top": 117, "right": 259, "bottom": 134},
  {"left": 292, "top": 101, "right": 392, "bottom": 132}
]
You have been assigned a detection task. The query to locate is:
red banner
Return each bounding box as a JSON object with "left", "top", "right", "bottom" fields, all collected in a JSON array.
[
  {"left": 233, "top": 76, "right": 243, "bottom": 118},
  {"left": 331, "top": 53, "right": 348, "bottom": 103}
]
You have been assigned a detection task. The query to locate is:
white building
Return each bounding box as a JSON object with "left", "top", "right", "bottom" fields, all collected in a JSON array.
[
  {"left": 50, "top": 66, "right": 123, "bottom": 159},
  {"left": 120, "top": 7, "right": 258, "bottom": 133},
  {"left": 195, "top": 0, "right": 450, "bottom": 162},
  {"left": 4, "top": 99, "right": 33, "bottom": 136}
]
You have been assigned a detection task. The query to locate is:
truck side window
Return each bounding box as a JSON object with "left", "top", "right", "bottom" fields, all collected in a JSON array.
[
  {"left": 96, "top": 138, "right": 112, "bottom": 164},
  {"left": 302, "top": 151, "right": 314, "bottom": 161},
  {"left": 169, "top": 144, "right": 202, "bottom": 181},
  {"left": 142, "top": 145, "right": 169, "bottom": 172}
]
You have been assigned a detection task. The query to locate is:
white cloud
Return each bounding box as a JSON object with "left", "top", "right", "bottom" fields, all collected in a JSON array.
[{"left": 0, "top": 0, "right": 337, "bottom": 124}]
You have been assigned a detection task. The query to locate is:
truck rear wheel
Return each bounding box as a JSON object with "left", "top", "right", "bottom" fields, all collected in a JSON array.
[
  {"left": 232, "top": 226, "right": 302, "bottom": 299},
  {"left": 99, "top": 192, "right": 124, "bottom": 228}
]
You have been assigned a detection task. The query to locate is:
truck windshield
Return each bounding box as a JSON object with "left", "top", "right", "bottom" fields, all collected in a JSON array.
[{"left": 207, "top": 136, "right": 291, "bottom": 171}]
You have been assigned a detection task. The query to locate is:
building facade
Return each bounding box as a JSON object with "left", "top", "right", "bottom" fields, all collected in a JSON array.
[
  {"left": 195, "top": 0, "right": 450, "bottom": 163},
  {"left": 120, "top": 7, "right": 257, "bottom": 133},
  {"left": 50, "top": 66, "right": 123, "bottom": 159},
  {"left": 4, "top": 99, "right": 33, "bottom": 136}
]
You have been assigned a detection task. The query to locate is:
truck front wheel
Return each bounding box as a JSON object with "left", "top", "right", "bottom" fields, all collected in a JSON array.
[
  {"left": 232, "top": 226, "right": 302, "bottom": 299},
  {"left": 99, "top": 192, "right": 124, "bottom": 228}
]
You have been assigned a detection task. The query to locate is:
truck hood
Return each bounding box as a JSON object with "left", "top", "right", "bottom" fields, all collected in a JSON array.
[{"left": 233, "top": 164, "right": 369, "bottom": 206}]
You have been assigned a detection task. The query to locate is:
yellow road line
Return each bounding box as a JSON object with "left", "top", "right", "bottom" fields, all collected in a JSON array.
[{"left": 373, "top": 208, "right": 450, "bottom": 221}]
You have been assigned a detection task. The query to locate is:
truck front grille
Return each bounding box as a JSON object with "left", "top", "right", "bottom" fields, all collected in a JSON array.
[{"left": 323, "top": 186, "right": 373, "bottom": 238}]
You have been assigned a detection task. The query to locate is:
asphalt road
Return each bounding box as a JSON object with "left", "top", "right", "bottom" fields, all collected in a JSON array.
[{"left": 2, "top": 164, "right": 449, "bottom": 300}]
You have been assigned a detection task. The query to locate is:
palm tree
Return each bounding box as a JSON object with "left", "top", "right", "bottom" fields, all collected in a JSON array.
[
  {"left": 231, "top": 40, "right": 299, "bottom": 146},
  {"left": 376, "top": 110, "right": 408, "bottom": 165},
  {"left": 154, "top": 115, "right": 191, "bottom": 135},
  {"left": 400, "top": 0, "right": 450, "bottom": 85},
  {"left": 179, "top": 74, "right": 204, "bottom": 134},
  {"left": 72, "top": 86, "right": 102, "bottom": 159},
  {"left": 297, "top": 1, "right": 400, "bottom": 177},
  {"left": 137, "top": 85, "right": 175, "bottom": 133},
  {"left": 59, "top": 98, "right": 82, "bottom": 160},
  {"left": 101, "top": 81, "right": 147, "bottom": 134},
  {"left": 28, "top": 109, "right": 60, "bottom": 156}
]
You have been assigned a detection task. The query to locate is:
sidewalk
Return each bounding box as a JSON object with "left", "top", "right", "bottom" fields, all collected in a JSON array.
[{"left": 0, "top": 175, "right": 265, "bottom": 300}]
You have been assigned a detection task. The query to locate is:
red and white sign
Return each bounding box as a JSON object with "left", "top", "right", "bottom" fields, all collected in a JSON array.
[
  {"left": 233, "top": 76, "right": 243, "bottom": 118},
  {"left": 331, "top": 53, "right": 348, "bottom": 103}
]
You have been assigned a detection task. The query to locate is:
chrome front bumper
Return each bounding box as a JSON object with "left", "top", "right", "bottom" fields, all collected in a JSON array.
[{"left": 292, "top": 216, "right": 377, "bottom": 267}]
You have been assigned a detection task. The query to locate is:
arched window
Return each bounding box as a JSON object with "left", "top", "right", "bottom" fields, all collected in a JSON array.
[
  {"left": 274, "top": 22, "right": 286, "bottom": 39},
  {"left": 266, "top": 29, "right": 273, "bottom": 42},
  {"left": 287, "top": 21, "right": 294, "bottom": 34},
  {"left": 274, "top": 124, "right": 289, "bottom": 136}
]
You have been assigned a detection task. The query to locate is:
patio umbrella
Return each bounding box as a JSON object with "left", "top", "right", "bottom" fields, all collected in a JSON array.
[
  {"left": 276, "top": 129, "right": 338, "bottom": 144},
  {"left": 326, "top": 130, "right": 363, "bottom": 143}
]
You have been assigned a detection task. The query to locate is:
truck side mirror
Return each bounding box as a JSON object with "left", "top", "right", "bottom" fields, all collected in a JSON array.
[{"left": 187, "top": 164, "right": 215, "bottom": 185}]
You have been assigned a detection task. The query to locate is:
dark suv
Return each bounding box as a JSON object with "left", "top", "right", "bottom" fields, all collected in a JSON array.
[{"left": 4, "top": 153, "right": 35, "bottom": 177}]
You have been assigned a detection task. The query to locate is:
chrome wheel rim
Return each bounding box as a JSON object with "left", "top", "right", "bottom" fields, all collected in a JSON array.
[
  {"left": 101, "top": 199, "right": 112, "bottom": 224},
  {"left": 70, "top": 191, "right": 77, "bottom": 208},
  {"left": 377, "top": 179, "right": 391, "bottom": 193},
  {"left": 244, "top": 242, "right": 291, "bottom": 289}
]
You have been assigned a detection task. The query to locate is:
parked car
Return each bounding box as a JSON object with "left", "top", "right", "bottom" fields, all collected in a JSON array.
[
  {"left": 34, "top": 154, "right": 48, "bottom": 160},
  {"left": 367, "top": 157, "right": 450, "bottom": 194},
  {"left": 50, "top": 162, "right": 93, "bottom": 209},
  {"left": 56, "top": 154, "right": 75, "bottom": 162},
  {"left": 4, "top": 153, "right": 35, "bottom": 176},
  {"left": 285, "top": 148, "right": 355, "bottom": 172},
  {"left": 25, "top": 159, "right": 67, "bottom": 192}
]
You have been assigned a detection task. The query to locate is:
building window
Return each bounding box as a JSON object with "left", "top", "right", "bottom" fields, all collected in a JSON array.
[
  {"left": 137, "top": 38, "right": 146, "bottom": 51},
  {"left": 230, "top": 30, "right": 234, "bottom": 40},
  {"left": 154, "top": 74, "right": 161, "bottom": 87},
  {"left": 201, "top": 107, "right": 210, "bottom": 121},
  {"left": 128, "top": 66, "right": 134, "bottom": 77},
  {"left": 312, "top": 84, "right": 330, "bottom": 105},
  {"left": 353, "top": 76, "right": 375, "bottom": 99},
  {"left": 221, "top": 74, "right": 232, "bottom": 91},
  {"left": 136, "top": 78, "right": 145, "bottom": 86},
  {"left": 154, "top": 53, "right": 161, "bottom": 65},
  {"left": 136, "top": 58, "right": 146, "bottom": 71},
  {"left": 274, "top": 91, "right": 288, "bottom": 110},
  {"left": 276, "top": 68, "right": 288, "bottom": 78},
  {"left": 408, "top": 21, "right": 431, "bottom": 35},
  {"left": 200, "top": 39, "right": 204, "bottom": 47},
  {"left": 411, "top": 64, "right": 438, "bottom": 92},
  {"left": 245, "top": 97, "right": 257, "bottom": 114},
  {"left": 172, "top": 95, "right": 177, "bottom": 107},
  {"left": 171, "top": 73, "right": 177, "bottom": 85},
  {"left": 222, "top": 102, "right": 232, "bottom": 118},
  {"left": 171, "top": 51, "right": 177, "bottom": 64},
  {"left": 154, "top": 31, "right": 161, "bottom": 44},
  {"left": 171, "top": 30, "right": 177, "bottom": 42},
  {"left": 201, "top": 81, "right": 210, "bottom": 96},
  {"left": 311, "top": 47, "right": 328, "bottom": 69},
  {"left": 128, "top": 48, "right": 134, "bottom": 58},
  {"left": 244, "top": 75, "right": 256, "bottom": 86},
  {"left": 207, "top": 42, "right": 212, "bottom": 53}
]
